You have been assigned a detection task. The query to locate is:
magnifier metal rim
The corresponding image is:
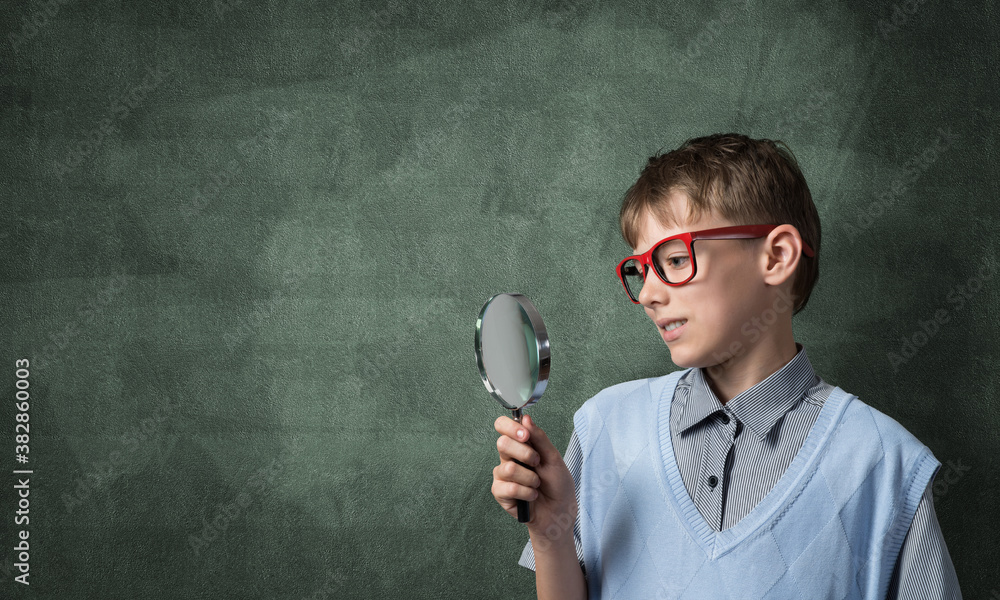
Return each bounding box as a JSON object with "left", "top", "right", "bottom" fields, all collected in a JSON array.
[{"left": 475, "top": 292, "right": 551, "bottom": 411}]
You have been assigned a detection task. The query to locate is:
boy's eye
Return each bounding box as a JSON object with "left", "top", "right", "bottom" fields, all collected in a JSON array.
[
  {"left": 652, "top": 240, "right": 688, "bottom": 270},
  {"left": 662, "top": 255, "right": 690, "bottom": 270}
]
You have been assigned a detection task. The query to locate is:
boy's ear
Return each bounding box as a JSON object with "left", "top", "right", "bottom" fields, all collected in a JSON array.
[{"left": 760, "top": 224, "right": 804, "bottom": 287}]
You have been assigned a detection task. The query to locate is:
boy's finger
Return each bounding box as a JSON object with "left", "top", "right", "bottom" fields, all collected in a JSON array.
[{"left": 494, "top": 415, "right": 529, "bottom": 442}]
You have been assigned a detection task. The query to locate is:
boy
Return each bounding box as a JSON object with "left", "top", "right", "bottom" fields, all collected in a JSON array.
[{"left": 491, "top": 134, "right": 961, "bottom": 599}]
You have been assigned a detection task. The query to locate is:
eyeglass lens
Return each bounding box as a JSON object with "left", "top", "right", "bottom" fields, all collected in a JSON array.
[{"left": 621, "top": 239, "right": 692, "bottom": 300}]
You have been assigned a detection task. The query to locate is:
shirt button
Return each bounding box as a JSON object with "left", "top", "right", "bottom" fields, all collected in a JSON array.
[
  {"left": 720, "top": 413, "right": 730, "bottom": 425},
  {"left": 708, "top": 475, "right": 718, "bottom": 488}
]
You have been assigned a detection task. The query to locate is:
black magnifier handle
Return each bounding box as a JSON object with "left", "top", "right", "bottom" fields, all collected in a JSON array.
[{"left": 512, "top": 409, "right": 533, "bottom": 523}]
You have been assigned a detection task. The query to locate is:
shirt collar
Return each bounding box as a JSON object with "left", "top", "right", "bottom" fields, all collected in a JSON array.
[{"left": 676, "top": 343, "right": 818, "bottom": 440}]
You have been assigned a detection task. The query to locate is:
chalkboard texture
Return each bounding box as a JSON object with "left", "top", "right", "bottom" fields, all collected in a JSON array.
[{"left": 0, "top": 0, "right": 996, "bottom": 597}]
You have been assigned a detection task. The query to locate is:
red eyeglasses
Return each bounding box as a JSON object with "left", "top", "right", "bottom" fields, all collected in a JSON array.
[{"left": 617, "top": 224, "right": 816, "bottom": 304}]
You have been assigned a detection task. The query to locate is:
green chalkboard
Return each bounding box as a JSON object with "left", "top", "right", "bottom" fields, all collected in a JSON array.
[{"left": 0, "top": 0, "right": 995, "bottom": 597}]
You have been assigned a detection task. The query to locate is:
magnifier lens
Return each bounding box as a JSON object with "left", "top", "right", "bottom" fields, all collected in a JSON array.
[
  {"left": 479, "top": 294, "right": 544, "bottom": 410},
  {"left": 475, "top": 293, "right": 550, "bottom": 524}
]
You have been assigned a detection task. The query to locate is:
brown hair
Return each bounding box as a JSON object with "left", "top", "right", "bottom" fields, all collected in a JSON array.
[{"left": 619, "top": 133, "right": 821, "bottom": 315}]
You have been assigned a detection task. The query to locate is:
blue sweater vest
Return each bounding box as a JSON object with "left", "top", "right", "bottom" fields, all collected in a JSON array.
[{"left": 574, "top": 368, "right": 940, "bottom": 600}]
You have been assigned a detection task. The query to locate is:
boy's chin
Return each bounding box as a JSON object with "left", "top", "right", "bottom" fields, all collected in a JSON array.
[
  {"left": 667, "top": 345, "right": 735, "bottom": 372},
  {"left": 665, "top": 348, "right": 705, "bottom": 370}
]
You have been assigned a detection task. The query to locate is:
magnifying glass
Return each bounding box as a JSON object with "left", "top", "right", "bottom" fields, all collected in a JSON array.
[{"left": 475, "top": 293, "right": 551, "bottom": 523}]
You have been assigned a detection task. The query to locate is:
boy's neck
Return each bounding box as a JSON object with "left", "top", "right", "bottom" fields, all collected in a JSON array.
[{"left": 703, "top": 335, "right": 801, "bottom": 405}]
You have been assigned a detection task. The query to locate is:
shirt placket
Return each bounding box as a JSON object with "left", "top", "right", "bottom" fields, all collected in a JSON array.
[{"left": 693, "top": 409, "right": 739, "bottom": 531}]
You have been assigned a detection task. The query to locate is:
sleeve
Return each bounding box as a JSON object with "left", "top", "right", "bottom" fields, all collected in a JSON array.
[
  {"left": 517, "top": 426, "right": 587, "bottom": 576},
  {"left": 884, "top": 476, "right": 963, "bottom": 599}
]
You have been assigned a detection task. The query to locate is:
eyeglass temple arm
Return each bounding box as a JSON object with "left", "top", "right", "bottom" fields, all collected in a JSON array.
[{"left": 691, "top": 227, "right": 816, "bottom": 258}]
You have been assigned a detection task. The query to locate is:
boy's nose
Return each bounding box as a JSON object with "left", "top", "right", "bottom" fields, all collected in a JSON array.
[{"left": 637, "top": 271, "right": 670, "bottom": 306}]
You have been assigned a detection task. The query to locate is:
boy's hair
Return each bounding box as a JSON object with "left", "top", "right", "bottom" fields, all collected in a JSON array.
[{"left": 619, "top": 133, "right": 821, "bottom": 315}]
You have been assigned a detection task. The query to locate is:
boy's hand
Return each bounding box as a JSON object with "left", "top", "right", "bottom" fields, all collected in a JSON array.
[{"left": 492, "top": 414, "right": 578, "bottom": 540}]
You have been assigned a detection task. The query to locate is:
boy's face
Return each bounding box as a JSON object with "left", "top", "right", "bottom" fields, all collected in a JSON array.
[{"left": 631, "top": 191, "right": 779, "bottom": 370}]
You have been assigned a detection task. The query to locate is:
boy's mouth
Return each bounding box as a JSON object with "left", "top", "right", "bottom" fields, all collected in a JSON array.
[
  {"left": 657, "top": 318, "right": 688, "bottom": 341},
  {"left": 656, "top": 318, "right": 687, "bottom": 331},
  {"left": 663, "top": 319, "right": 687, "bottom": 332}
]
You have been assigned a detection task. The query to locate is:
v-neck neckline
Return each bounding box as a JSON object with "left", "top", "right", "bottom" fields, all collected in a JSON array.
[{"left": 654, "top": 368, "right": 853, "bottom": 560}]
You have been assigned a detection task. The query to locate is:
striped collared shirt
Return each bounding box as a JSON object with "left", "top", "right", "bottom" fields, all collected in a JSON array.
[{"left": 518, "top": 344, "right": 962, "bottom": 599}]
